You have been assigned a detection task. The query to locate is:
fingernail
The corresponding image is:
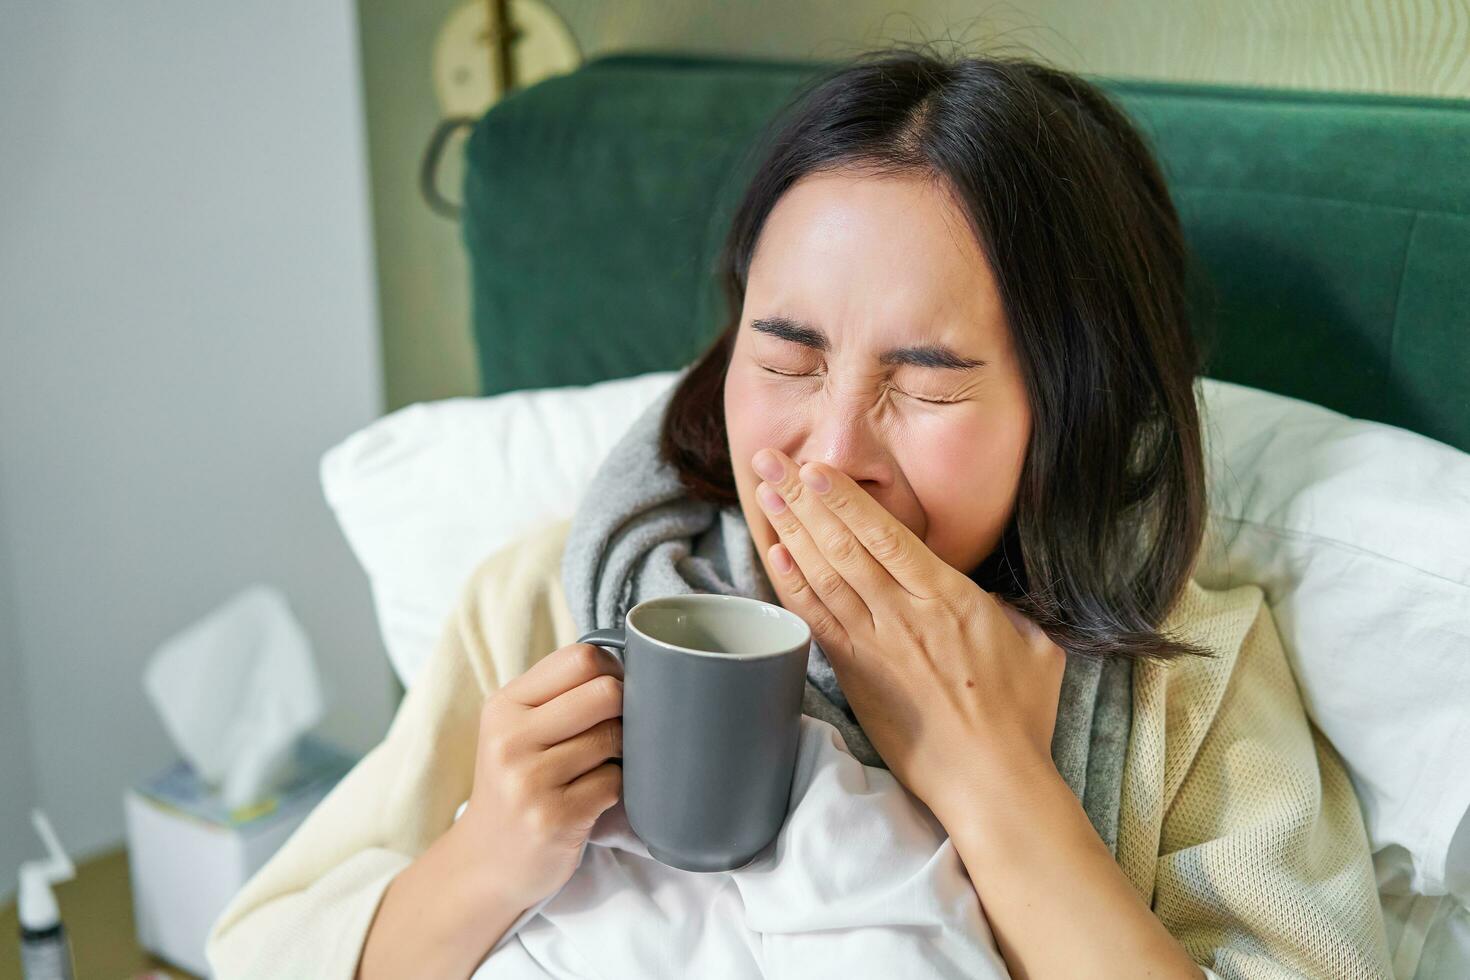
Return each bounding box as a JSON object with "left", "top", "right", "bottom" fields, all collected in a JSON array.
[
  {"left": 799, "top": 464, "right": 829, "bottom": 493},
  {"left": 756, "top": 482, "right": 786, "bottom": 512},
  {"left": 753, "top": 449, "right": 784, "bottom": 483}
]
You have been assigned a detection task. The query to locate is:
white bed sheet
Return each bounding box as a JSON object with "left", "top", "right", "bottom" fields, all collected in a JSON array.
[{"left": 465, "top": 714, "right": 1010, "bottom": 980}]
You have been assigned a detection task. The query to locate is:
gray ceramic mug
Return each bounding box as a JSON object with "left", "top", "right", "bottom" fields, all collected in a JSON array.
[{"left": 577, "top": 593, "right": 811, "bottom": 873}]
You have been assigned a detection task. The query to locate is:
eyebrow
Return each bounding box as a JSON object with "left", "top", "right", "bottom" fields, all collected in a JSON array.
[{"left": 750, "top": 314, "right": 987, "bottom": 370}]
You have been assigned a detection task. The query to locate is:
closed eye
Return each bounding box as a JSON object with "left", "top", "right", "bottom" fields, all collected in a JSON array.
[
  {"left": 758, "top": 365, "right": 962, "bottom": 405},
  {"left": 901, "top": 391, "right": 965, "bottom": 405}
]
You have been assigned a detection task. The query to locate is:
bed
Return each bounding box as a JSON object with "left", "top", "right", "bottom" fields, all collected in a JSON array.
[{"left": 339, "top": 50, "right": 1470, "bottom": 977}]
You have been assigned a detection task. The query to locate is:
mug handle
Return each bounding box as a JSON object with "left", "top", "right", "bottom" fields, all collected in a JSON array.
[
  {"left": 578, "top": 627, "right": 627, "bottom": 666},
  {"left": 578, "top": 629, "right": 628, "bottom": 768}
]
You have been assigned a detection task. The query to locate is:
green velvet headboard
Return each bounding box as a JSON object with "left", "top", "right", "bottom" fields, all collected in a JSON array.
[{"left": 462, "top": 51, "right": 1470, "bottom": 453}]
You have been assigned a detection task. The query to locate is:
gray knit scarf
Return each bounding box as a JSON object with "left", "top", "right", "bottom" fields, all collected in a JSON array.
[{"left": 559, "top": 368, "right": 1134, "bottom": 855}]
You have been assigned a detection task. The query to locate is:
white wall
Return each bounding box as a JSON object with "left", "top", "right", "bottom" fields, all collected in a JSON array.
[
  {"left": 0, "top": 0, "right": 396, "bottom": 893},
  {"left": 0, "top": 479, "right": 39, "bottom": 903}
]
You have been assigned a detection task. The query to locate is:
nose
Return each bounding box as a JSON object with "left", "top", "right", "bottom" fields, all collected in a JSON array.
[{"left": 796, "top": 390, "right": 891, "bottom": 489}]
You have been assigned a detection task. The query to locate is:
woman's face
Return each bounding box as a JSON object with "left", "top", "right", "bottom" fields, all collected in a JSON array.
[{"left": 724, "top": 169, "right": 1032, "bottom": 603}]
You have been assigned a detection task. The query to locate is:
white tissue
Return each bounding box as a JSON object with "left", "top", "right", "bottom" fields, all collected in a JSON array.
[{"left": 143, "top": 584, "right": 324, "bottom": 812}]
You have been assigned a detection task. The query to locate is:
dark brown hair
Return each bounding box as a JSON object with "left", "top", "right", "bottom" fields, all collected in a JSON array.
[{"left": 659, "top": 46, "right": 1212, "bottom": 662}]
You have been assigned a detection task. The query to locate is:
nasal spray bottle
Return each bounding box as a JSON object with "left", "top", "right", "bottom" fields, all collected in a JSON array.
[{"left": 17, "top": 809, "right": 77, "bottom": 980}]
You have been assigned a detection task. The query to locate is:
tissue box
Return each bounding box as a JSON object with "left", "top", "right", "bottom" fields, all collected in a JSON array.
[{"left": 125, "top": 734, "right": 358, "bottom": 977}]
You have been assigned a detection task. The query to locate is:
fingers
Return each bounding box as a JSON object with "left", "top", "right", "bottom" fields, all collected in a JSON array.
[
  {"left": 561, "top": 761, "right": 623, "bottom": 830},
  {"left": 542, "top": 716, "right": 623, "bottom": 786},
  {"left": 757, "top": 478, "right": 886, "bottom": 626},
  {"left": 799, "top": 459, "right": 947, "bottom": 599},
  {"left": 766, "top": 541, "right": 853, "bottom": 660},
  {"left": 529, "top": 668, "right": 623, "bottom": 748},
  {"left": 753, "top": 470, "right": 873, "bottom": 635},
  {"left": 502, "top": 641, "right": 624, "bottom": 708},
  {"left": 754, "top": 448, "right": 942, "bottom": 600}
]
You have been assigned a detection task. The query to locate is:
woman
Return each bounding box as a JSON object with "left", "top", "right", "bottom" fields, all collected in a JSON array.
[{"left": 206, "top": 49, "right": 1393, "bottom": 979}]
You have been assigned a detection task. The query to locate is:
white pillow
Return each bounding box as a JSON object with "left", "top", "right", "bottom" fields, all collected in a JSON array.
[
  {"left": 320, "top": 373, "right": 1470, "bottom": 903},
  {"left": 319, "top": 370, "right": 679, "bottom": 689},
  {"left": 1193, "top": 379, "right": 1470, "bottom": 900}
]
